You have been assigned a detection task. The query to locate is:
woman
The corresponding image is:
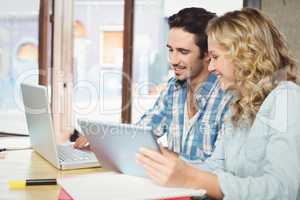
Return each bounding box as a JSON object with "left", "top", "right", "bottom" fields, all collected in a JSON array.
[{"left": 136, "top": 8, "right": 300, "bottom": 200}]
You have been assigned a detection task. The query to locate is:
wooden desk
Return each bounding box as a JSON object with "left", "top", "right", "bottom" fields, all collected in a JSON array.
[{"left": 0, "top": 149, "right": 103, "bottom": 200}]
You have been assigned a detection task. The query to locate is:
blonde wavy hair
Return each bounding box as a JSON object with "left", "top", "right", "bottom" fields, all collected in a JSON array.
[{"left": 206, "top": 8, "right": 297, "bottom": 126}]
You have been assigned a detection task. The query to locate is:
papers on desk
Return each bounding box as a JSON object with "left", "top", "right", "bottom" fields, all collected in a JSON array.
[
  {"left": 0, "top": 136, "right": 31, "bottom": 150},
  {"left": 58, "top": 172, "right": 206, "bottom": 200}
]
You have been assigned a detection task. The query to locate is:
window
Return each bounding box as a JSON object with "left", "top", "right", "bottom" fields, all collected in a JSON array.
[
  {"left": 0, "top": 0, "right": 39, "bottom": 134},
  {"left": 131, "top": 0, "right": 169, "bottom": 122},
  {"left": 73, "top": 0, "right": 124, "bottom": 124},
  {"left": 16, "top": 42, "right": 38, "bottom": 61},
  {"left": 74, "top": 20, "right": 87, "bottom": 38},
  {"left": 100, "top": 29, "right": 123, "bottom": 66}
]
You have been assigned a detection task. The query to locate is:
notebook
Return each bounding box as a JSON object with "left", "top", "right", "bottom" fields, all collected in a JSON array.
[{"left": 58, "top": 172, "right": 206, "bottom": 200}]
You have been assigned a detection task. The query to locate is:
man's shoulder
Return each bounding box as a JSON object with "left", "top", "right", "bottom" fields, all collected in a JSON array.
[
  {"left": 165, "top": 76, "right": 186, "bottom": 90},
  {"left": 153, "top": 77, "right": 178, "bottom": 100},
  {"left": 197, "top": 74, "right": 220, "bottom": 96},
  {"left": 196, "top": 74, "right": 233, "bottom": 111}
]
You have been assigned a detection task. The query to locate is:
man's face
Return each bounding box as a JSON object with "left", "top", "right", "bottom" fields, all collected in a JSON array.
[{"left": 167, "top": 28, "right": 206, "bottom": 81}]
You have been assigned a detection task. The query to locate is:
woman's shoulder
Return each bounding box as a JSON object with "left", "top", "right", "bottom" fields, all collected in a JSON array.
[
  {"left": 264, "top": 81, "right": 300, "bottom": 103},
  {"left": 257, "top": 81, "right": 300, "bottom": 133},
  {"left": 275, "top": 81, "right": 300, "bottom": 91}
]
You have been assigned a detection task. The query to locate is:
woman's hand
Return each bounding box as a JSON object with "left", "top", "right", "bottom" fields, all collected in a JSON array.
[
  {"left": 137, "top": 147, "right": 224, "bottom": 199},
  {"left": 136, "top": 146, "right": 195, "bottom": 188}
]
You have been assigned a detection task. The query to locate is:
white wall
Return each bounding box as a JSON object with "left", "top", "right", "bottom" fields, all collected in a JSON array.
[
  {"left": 0, "top": 0, "right": 39, "bottom": 15},
  {"left": 163, "top": 0, "right": 243, "bottom": 16}
]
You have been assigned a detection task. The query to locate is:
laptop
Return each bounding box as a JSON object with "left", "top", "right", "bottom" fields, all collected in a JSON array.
[
  {"left": 78, "top": 119, "right": 160, "bottom": 177},
  {"left": 20, "top": 83, "right": 99, "bottom": 170}
]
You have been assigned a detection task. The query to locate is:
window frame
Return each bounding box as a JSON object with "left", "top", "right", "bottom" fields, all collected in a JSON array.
[
  {"left": 121, "top": 0, "right": 134, "bottom": 123},
  {"left": 40, "top": 0, "right": 135, "bottom": 134}
]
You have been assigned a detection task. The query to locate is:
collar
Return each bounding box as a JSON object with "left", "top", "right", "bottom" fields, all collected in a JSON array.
[
  {"left": 195, "top": 73, "right": 219, "bottom": 109},
  {"left": 173, "top": 74, "right": 220, "bottom": 109}
]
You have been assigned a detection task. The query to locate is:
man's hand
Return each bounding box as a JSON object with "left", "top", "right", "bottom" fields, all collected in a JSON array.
[{"left": 73, "top": 135, "right": 90, "bottom": 149}]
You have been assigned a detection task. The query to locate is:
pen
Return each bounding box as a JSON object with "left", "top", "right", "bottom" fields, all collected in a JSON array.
[
  {"left": 0, "top": 148, "right": 31, "bottom": 152},
  {"left": 8, "top": 178, "right": 57, "bottom": 189}
]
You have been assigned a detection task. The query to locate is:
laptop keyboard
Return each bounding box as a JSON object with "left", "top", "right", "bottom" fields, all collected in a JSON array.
[{"left": 57, "top": 145, "right": 96, "bottom": 162}]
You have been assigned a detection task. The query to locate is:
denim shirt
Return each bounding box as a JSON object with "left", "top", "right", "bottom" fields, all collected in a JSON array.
[
  {"left": 137, "top": 74, "right": 232, "bottom": 161},
  {"left": 193, "top": 81, "right": 300, "bottom": 200}
]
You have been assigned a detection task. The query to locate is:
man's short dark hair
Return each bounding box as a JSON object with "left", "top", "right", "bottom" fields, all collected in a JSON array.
[{"left": 168, "top": 7, "right": 216, "bottom": 58}]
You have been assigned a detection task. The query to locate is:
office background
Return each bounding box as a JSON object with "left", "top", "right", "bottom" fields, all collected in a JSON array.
[{"left": 0, "top": 0, "right": 299, "bottom": 136}]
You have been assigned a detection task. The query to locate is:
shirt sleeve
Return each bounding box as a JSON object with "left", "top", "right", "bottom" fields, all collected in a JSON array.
[
  {"left": 135, "top": 79, "right": 174, "bottom": 137},
  {"left": 215, "top": 83, "right": 300, "bottom": 200}
]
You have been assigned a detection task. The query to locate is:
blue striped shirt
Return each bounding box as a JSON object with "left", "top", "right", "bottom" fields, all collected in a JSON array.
[{"left": 137, "top": 74, "right": 232, "bottom": 161}]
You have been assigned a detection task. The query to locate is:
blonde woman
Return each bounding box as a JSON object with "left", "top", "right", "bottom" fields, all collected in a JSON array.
[{"left": 137, "top": 8, "right": 300, "bottom": 200}]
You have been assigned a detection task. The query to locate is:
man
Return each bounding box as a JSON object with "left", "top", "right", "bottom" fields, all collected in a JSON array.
[{"left": 75, "top": 7, "right": 232, "bottom": 161}]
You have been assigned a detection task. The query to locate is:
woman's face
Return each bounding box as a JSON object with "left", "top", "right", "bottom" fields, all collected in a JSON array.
[{"left": 208, "top": 37, "right": 235, "bottom": 90}]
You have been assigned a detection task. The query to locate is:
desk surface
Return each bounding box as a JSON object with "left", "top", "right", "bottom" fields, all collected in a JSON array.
[{"left": 0, "top": 149, "right": 103, "bottom": 200}]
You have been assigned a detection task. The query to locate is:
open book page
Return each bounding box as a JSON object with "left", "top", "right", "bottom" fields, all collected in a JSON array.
[{"left": 58, "top": 172, "right": 206, "bottom": 200}]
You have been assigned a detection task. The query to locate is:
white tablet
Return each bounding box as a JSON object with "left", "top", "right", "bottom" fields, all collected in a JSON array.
[{"left": 78, "top": 119, "right": 160, "bottom": 177}]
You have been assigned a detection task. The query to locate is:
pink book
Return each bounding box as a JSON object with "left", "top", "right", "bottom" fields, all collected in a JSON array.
[{"left": 58, "top": 188, "right": 73, "bottom": 200}]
